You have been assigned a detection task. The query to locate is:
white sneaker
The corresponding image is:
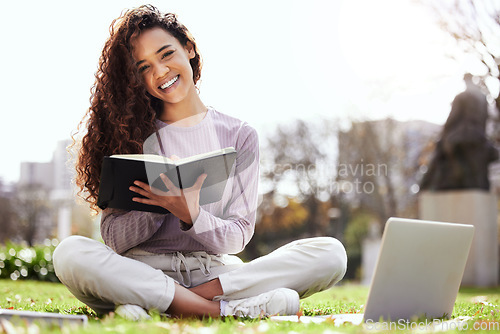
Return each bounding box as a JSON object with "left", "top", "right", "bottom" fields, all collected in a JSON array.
[
  {"left": 223, "top": 288, "right": 300, "bottom": 318},
  {"left": 115, "top": 304, "right": 151, "bottom": 321}
]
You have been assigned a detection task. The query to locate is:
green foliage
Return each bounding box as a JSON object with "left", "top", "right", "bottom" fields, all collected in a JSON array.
[
  {"left": 0, "top": 240, "right": 59, "bottom": 282},
  {"left": 342, "top": 212, "right": 373, "bottom": 280},
  {"left": 343, "top": 212, "right": 372, "bottom": 259}
]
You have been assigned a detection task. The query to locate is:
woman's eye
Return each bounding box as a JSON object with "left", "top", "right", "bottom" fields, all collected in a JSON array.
[
  {"left": 162, "top": 51, "right": 174, "bottom": 59},
  {"left": 138, "top": 64, "right": 150, "bottom": 73}
]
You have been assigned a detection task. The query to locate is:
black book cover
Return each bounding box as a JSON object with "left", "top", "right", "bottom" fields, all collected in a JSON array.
[{"left": 97, "top": 148, "right": 237, "bottom": 214}]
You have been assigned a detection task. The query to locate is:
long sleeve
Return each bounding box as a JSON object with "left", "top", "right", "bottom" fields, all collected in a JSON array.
[
  {"left": 183, "top": 125, "right": 259, "bottom": 254},
  {"left": 100, "top": 208, "right": 167, "bottom": 254},
  {"left": 98, "top": 108, "right": 261, "bottom": 255}
]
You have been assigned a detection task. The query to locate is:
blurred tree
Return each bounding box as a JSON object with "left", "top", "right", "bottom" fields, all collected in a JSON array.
[
  {"left": 0, "top": 180, "right": 16, "bottom": 243},
  {"left": 13, "top": 184, "right": 50, "bottom": 246},
  {"left": 338, "top": 120, "right": 396, "bottom": 225},
  {"left": 343, "top": 211, "right": 372, "bottom": 280},
  {"left": 242, "top": 117, "right": 434, "bottom": 259},
  {"left": 242, "top": 197, "right": 309, "bottom": 260},
  {"left": 71, "top": 200, "right": 96, "bottom": 238},
  {"left": 420, "top": 0, "right": 500, "bottom": 137},
  {"left": 337, "top": 119, "right": 436, "bottom": 227},
  {"left": 0, "top": 198, "right": 16, "bottom": 243},
  {"left": 259, "top": 119, "right": 339, "bottom": 236},
  {"left": 258, "top": 197, "right": 309, "bottom": 234},
  {"left": 240, "top": 119, "right": 342, "bottom": 260}
]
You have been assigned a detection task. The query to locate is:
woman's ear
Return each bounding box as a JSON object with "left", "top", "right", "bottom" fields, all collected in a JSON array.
[{"left": 185, "top": 41, "right": 196, "bottom": 59}]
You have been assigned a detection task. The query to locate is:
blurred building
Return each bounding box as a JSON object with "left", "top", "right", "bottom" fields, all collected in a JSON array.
[
  {"left": 19, "top": 161, "right": 54, "bottom": 190},
  {"left": 19, "top": 140, "right": 73, "bottom": 192},
  {"left": 18, "top": 139, "right": 76, "bottom": 243}
]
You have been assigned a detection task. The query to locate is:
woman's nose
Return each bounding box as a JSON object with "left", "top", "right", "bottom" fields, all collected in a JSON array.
[{"left": 155, "top": 64, "right": 170, "bottom": 79}]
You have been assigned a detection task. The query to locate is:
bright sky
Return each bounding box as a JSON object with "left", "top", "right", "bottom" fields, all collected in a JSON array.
[{"left": 0, "top": 0, "right": 478, "bottom": 183}]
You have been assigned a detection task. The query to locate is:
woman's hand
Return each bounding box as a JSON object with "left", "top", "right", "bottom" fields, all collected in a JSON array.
[{"left": 129, "top": 173, "right": 207, "bottom": 225}]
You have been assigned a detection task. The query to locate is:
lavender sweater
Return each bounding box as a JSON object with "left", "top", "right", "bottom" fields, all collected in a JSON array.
[{"left": 100, "top": 108, "right": 259, "bottom": 255}]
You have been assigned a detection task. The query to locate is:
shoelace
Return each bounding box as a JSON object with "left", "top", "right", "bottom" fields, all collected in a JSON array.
[
  {"left": 229, "top": 293, "right": 272, "bottom": 315},
  {"left": 194, "top": 252, "right": 212, "bottom": 276},
  {"left": 171, "top": 252, "right": 189, "bottom": 286},
  {"left": 171, "top": 251, "right": 215, "bottom": 287}
]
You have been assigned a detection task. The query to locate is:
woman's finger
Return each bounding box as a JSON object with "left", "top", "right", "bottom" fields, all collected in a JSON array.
[
  {"left": 133, "top": 180, "right": 152, "bottom": 192},
  {"left": 133, "top": 180, "right": 170, "bottom": 197},
  {"left": 192, "top": 174, "right": 207, "bottom": 191},
  {"left": 129, "top": 185, "right": 153, "bottom": 198},
  {"left": 160, "top": 174, "right": 179, "bottom": 192},
  {"left": 132, "top": 196, "right": 159, "bottom": 206}
]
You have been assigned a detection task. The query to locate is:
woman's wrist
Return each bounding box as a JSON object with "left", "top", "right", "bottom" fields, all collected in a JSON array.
[
  {"left": 179, "top": 207, "right": 201, "bottom": 230},
  {"left": 179, "top": 220, "right": 192, "bottom": 231}
]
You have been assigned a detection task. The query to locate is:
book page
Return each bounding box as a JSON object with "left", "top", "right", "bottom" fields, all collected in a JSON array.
[
  {"left": 110, "top": 148, "right": 235, "bottom": 165},
  {"left": 175, "top": 147, "right": 236, "bottom": 165},
  {"left": 110, "top": 154, "right": 173, "bottom": 164}
]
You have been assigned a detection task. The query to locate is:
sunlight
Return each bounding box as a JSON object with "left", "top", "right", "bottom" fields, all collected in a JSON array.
[
  {"left": 338, "top": 0, "right": 454, "bottom": 85},
  {"left": 337, "top": 0, "right": 465, "bottom": 123}
]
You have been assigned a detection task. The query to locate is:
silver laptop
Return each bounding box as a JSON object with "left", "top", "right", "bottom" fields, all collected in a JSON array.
[
  {"left": 272, "top": 217, "right": 474, "bottom": 323},
  {"left": 363, "top": 217, "right": 473, "bottom": 321},
  {"left": 0, "top": 309, "right": 88, "bottom": 326}
]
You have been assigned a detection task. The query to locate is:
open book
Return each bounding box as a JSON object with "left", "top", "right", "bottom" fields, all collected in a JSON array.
[{"left": 97, "top": 147, "right": 237, "bottom": 214}]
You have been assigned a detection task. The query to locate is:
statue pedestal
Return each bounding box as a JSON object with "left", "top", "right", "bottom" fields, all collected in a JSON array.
[{"left": 419, "top": 190, "right": 498, "bottom": 287}]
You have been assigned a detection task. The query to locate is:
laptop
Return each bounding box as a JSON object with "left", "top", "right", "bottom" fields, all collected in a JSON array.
[
  {"left": 272, "top": 217, "right": 474, "bottom": 324},
  {"left": 0, "top": 309, "right": 88, "bottom": 326}
]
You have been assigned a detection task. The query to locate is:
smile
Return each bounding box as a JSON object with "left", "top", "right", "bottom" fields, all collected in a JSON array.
[{"left": 159, "top": 75, "right": 179, "bottom": 90}]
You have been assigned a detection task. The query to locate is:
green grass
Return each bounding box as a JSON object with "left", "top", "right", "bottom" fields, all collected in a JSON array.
[{"left": 1, "top": 280, "right": 500, "bottom": 333}]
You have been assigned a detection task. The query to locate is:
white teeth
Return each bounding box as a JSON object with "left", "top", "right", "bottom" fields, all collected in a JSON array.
[{"left": 160, "top": 75, "right": 179, "bottom": 89}]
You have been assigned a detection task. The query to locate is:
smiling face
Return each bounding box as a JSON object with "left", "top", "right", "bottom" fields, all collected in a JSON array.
[{"left": 132, "top": 27, "right": 197, "bottom": 106}]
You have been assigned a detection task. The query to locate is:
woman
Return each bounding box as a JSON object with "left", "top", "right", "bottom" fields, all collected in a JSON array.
[{"left": 53, "top": 5, "right": 347, "bottom": 320}]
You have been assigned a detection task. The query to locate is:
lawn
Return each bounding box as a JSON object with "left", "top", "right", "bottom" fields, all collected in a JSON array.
[{"left": 1, "top": 280, "right": 500, "bottom": 333}]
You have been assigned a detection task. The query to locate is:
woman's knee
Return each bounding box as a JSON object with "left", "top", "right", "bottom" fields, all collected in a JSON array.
[
  {"left": 53, "top": 235, "right": 98, "bottom": 282},
  {"left": 326, "top": 238, "right": 348, "bottom": 279},
  {"left": 309, "top": 237, "right": 348, "bottom": 282}
]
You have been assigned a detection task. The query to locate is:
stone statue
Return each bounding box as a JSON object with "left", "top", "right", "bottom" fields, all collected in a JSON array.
[{"left": 420, "top": 74, "right": 499, "bottom": 191}]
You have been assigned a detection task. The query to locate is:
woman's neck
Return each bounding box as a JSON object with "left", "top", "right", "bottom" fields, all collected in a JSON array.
[{"left": 159, "top": 90, "right": 207, "bottom": 126}]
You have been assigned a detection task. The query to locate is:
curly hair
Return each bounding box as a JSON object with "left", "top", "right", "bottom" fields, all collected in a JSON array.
[{"left": 74, "top": 5, "right": 203, "bottom": 211}]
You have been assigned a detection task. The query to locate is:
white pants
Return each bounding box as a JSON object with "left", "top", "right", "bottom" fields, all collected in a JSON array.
[{"left": 53, "top": 236, "right": 347, "bottom": 315}]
